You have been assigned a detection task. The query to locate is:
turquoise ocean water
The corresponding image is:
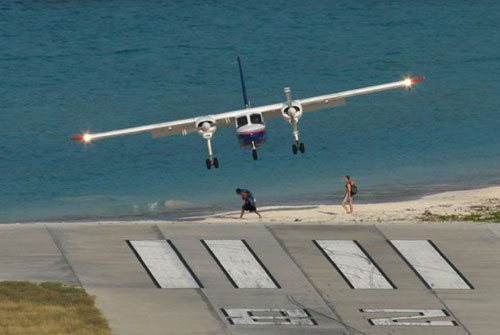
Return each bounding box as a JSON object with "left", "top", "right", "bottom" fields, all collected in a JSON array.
[{"left": 1, "top": 1, "right": 500, "bottom": 222}]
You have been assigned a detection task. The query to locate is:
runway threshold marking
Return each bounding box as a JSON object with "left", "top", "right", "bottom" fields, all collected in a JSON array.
[
  {"left": 390, "top": 240, "right": 472, "bottom": 289},
  {"left": 202, "top": 240, "right": 279, "bottom": 288},
  {"left": 222, "top": 308, "right": 316, "bottom": 326},
  {"left": 127, "top": 240, "right": 201, "bottom": 288},
  {"left": 360, "top": 309, "right": 457, "bottom": 326},
  {"left": 314, "top": 240, "right": 395, "bottom": 289}
]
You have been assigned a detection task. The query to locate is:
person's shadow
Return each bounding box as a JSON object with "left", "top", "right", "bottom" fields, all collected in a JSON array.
[{"left": 318, "top": 211, "right": 338, "bottom": 216}]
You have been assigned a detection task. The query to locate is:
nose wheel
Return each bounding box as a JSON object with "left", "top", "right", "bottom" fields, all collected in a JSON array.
[
  {"left": 292, "top": 142, "right": 305, "bottom": 155},
  {"left": 251, "top": 141, "right": 258, "bottom": 160},
  {"left": 252, "top": 149, "right": 258, "bottom": 160}
]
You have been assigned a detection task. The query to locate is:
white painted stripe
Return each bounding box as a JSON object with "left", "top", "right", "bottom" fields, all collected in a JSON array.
[
  {"left": 223, "top": 308, "right": 316, "bottom": 325},
  {"left": 204, "top": 240, "right": 277, "bottom": 288},
  {"left": 361, "top": 309, "right": 456, "bottom": 326},
  {"left": 129, "top": 240, "right": 199, "bottom": 288},
  {"left": 390, "top": 240, "right": 471, "bottom": 289},
  {"left": 315, "top": 240, "right": 394, "bottom": 289}
]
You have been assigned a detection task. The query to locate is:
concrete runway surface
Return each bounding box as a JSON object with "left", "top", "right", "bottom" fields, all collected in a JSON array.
[{"left": 0, "top": 221, "right": 499, "bottom": 335}]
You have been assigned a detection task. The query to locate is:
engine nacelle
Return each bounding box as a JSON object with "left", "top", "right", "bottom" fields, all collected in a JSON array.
[
  {"left": 195, "top": 116, "right": 217, "bottom": 139},
  {"left": 281, "top": 102, "right": 303, "bottom": 123}
]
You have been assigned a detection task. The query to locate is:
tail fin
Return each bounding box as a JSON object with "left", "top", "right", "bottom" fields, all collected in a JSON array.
[{"left": 237, "top": 56, "right": 250, "bottom": 108}]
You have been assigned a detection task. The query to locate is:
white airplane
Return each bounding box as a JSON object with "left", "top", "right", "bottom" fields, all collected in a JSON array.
[{"left": 72, "top": 57, "right": 424, "bottom": 169}]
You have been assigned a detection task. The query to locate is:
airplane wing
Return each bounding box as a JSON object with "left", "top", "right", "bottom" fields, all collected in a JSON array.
[
  {"left": 72, "top": 77, "right": 424, "bottom": 143},
  {"left": 299, "top": 76, "right": 425, "bottom": 113},
  {"left": 212, "top": 76, "right": 424, "bottom": 122},
  {"left": 72, "top": 117, "right": 198, "bottom": 142}
]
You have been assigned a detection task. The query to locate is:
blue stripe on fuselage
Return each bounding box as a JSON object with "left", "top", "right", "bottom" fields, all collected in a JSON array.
[{"left": 237, "top": 130, "right": 266, "bottom": 147}]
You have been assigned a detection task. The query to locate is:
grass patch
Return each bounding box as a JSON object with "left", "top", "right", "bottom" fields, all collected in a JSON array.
[
  {"left": 421, "top": 210, "right": 500, "bottom": 222},
  {"left": 0, "top": 281, "right": 112, "bottom": 335}
]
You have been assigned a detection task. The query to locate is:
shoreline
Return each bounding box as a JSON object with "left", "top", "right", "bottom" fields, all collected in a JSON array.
[
  {"left": 4, "top": 185, "right": 499, "bottom": 225},
  {"left": 172, "top": 185, "right": 500, "bottom": 224}
]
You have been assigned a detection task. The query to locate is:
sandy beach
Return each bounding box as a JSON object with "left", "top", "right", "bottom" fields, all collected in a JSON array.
[
  {"left": 6, "top": 186, "right": 499, "bottom": 225},
  {"left": 184, "top": 185, "right": 500, "bottom": 224}
]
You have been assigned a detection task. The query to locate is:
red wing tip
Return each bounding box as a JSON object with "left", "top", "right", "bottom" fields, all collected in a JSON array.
[
  {"left": 411, "top": 76, "right": 425, "bottom": 84},
  {"left": 71, "top": 136, "right": 84, "bottom": 141}
]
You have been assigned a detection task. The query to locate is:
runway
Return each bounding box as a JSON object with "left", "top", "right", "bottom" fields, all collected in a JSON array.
[{"left": 0, "top": 221, "right": 499, "bottom": 335}]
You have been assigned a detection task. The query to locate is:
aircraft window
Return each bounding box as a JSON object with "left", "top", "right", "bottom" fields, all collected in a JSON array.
[
  {"left": 250, "top": 114, "right": 263, "bottom": 124},
  {"left": 237, "top": 116, "right": 248, "bottom": 128}
]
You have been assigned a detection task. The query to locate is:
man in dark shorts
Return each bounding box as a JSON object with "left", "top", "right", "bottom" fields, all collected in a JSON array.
[{"left": 236, "top": 188, "right": 262, "bottom": 219}]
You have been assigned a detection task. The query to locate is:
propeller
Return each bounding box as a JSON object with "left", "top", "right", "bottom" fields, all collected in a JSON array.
[
  {"left": 283, "top": 87, "right": 299, "bottom": 117},
  {"left": 284, "top": 87, "right": 293, "bottom": 106}
]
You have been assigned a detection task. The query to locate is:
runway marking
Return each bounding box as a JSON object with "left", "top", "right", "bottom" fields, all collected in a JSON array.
[
  {"left": 360, "top": 309, "right": 457, "bottom": 326},
  {"left": 222, "top": 308, "right": 316, "bottom": 326},
  {"left": 202, "top": 240, "right": 279, "bottom": 288},
  {"left": 390, "top": 240, "right": 472, "bottom": 289},
  {"left": 314, "top": 240, "right": 395, "bottom": 289},
  {"left": 127, "top": 240, "right": 201, "bottom": 288}
]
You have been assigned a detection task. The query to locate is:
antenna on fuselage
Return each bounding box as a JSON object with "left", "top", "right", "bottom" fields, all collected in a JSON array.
[{"left": 237, "top": 56, "right": 250, "bottom": 108}]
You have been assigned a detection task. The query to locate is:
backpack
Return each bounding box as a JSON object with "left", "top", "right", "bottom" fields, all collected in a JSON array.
[{"left": 350, "top": 182, "right": 358, "bottom": 195}]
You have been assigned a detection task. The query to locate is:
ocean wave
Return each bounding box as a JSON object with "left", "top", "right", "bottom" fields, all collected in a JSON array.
[
  {"left": 132, "top": 199, "right": 194, "bottom": 215},
  {"left": 114, "top": 47, "right": 151, "bottom": 55}
]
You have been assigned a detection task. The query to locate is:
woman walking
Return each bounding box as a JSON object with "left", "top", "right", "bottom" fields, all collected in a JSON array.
[{"left": 341, "top": 175, "right": 357, "bottom": 213}]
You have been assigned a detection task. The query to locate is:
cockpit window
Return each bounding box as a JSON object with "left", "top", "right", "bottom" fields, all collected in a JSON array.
[
  {"left": 237, "top": 116, "right": 248, "bottom": 128},
  {"left": 250, "top": 113, "right": 263, "bottom": 124}
]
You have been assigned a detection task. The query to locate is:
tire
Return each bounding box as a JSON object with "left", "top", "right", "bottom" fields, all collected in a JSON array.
[
  {"left": 213, "top": 157, "right": 219, "bottom": 168},
  {"left": 252, "top": 149, "right": 258, "bottom": 160},
  {"left": 205, "top": 159, "right": 212, "bottom": 169},
  {"left": 299, "top": 142, "right": 305, "bottom": 153},
  {"left": 292, "top": 144, "right": 298, "bottom": 155}
]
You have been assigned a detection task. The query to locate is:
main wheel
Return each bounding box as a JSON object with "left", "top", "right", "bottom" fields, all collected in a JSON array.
[
  {"left": 205, "top": 159, "right": 212, "bottom": 169},
  {"left": 299, "top": 142, "right": 305, "bottom": 153},
  {"left": 292, "top": 143, "right": 298, "bottom": 155},
  {"left": 252, "top": 149, "right": 258, "bottom": 160},
  {"left": 213, "top": 157, "right": 219, "bottom": 168}
]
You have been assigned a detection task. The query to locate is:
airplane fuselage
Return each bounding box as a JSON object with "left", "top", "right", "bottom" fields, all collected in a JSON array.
[
  {"left": 237, "top": 123, "right": 266, "bottom": 148},
  {"left": 235, "top": 112, "right": 267, "bottom": 149}
]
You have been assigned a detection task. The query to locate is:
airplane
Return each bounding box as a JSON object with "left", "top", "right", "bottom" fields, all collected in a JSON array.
[{"left": 72, "top": 57, "right": 424, "bottom": 169}]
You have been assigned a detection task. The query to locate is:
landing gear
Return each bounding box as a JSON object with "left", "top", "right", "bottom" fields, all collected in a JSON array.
[
  {"left": 282, "top": 87, "right": 306, "bottom": 157},
  {"left": 205, "top": 157, "right": 219, "bottom": 169},
  {"left": 251, "top": 141, "right": 258, "bottom": 160},
  {"left": 196, "top": 118, "right": 220, "bottom": 170},
  {"left": 290, "top": 119, "right": 305, "bottom": 155},
  {"left": 292, "top": 142, "right": 305, "bottom": 155},
  {"left": 204, "top": 135, "right": 219, "bottom": 169}
]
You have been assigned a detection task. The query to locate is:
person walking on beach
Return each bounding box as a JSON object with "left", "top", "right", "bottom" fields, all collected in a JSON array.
[
  {"left": 341, "top": 175, "right": 357, "bottom": 213},
  {"left": 236, "top": 188, "right": 262, "bottom": 219}
]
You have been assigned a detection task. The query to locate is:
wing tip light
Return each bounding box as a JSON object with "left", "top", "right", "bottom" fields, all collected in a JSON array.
[
  {"left": 71, "top": 133, "right": 92, "bottom": 143},
  {"left": 411, "top": 76, "right": 425, "bottom": 84},
  {"left": 404, "top": 76, "right": 425, "bottom": 88}
]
